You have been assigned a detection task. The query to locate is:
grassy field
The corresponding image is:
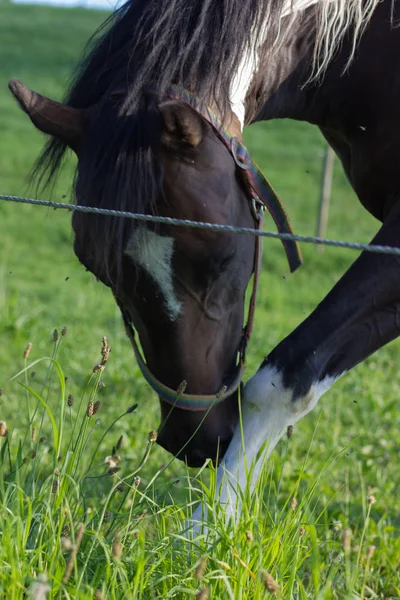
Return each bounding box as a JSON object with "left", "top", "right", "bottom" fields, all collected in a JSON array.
[{"left": 1, "top": 2, "right": 400, "bottom": 598}]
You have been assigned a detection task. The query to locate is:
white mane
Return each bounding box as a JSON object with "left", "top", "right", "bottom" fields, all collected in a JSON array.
[
  {"left": 284, "top": 0, "right": 384, "bottom": 76},
  {"left": 230, "top": 0, "right": 384, "bottom": 127}
]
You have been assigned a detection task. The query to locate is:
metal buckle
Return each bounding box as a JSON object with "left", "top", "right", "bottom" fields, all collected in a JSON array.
[
  {"left": 250, "top": 196, "right": 265, "bottom": 221},
  {"left": 231, "top": 137, "right": 252, "bottom": 170}
]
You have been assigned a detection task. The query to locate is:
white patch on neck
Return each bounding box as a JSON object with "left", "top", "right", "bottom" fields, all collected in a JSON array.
[
  {"left": 229, "top": 38, "right": 263, "bottom": 129},
  {"left": 125, "top": 227, "right": 182, "bottom": 320},
  {"left": 229, "top": 0, "right": 322, "bottom": 129}
]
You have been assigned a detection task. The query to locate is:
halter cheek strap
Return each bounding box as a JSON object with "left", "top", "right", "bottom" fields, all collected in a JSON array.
[{"left": 165, "top": 86, "right": 303, "bottom": 273}]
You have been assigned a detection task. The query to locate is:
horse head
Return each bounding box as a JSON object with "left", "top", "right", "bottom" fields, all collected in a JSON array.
[{"left": 9, "top": 79, "right": 257, "bottom": 467}]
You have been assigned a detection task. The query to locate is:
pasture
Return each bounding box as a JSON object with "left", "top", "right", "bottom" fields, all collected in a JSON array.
[{"left": 0, "top": 2, "right": 399, "bottom": 597}]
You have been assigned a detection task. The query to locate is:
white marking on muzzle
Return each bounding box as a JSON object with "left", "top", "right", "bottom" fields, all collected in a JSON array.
[
  {"left": 189, "top": 365, "right": 341, "bottom": 530},
  {"left": 125, "top": 227, "right": 182, "bottom": 320}
]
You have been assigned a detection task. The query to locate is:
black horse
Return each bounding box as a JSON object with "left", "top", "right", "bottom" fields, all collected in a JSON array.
[{"left": 9, "top": 0, "right": 398, "bottom": 515}]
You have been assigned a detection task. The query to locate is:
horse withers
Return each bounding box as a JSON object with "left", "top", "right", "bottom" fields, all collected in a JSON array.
[{"left": 9, "top": 0, "right": 399, "bottom": 519}]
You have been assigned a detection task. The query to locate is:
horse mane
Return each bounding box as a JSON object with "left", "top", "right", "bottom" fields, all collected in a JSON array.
[
  {"left": 33, "top": 0, "right": 383, "bottom": 282},
  {"left": 305, "top": 0, "right": 384, "bottom": 76},
  {"left": 36, "top": 0, "right": 383, "bottom": 180}
]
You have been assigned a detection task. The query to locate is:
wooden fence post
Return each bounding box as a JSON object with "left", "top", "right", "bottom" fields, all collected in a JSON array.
[{"left": 316, "top": 146, "right": 335, "bottom": 246}]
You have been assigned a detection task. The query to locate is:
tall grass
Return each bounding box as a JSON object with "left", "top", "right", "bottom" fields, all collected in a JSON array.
[{"left": 0, "top": 334, "right": 385, "bottom": 599}]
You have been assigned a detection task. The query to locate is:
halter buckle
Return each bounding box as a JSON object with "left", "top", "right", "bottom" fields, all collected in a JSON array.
[{"left": 231, "top": 137, "right": 252, "bottom": 170}]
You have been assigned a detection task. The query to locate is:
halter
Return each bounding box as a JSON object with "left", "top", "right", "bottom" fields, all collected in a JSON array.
[{"left": 117, "top": 86, "right": 302, "bottom": 411}]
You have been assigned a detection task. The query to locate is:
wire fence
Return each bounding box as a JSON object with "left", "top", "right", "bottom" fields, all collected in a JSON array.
[{"left": 1, "top": 192, "right": 400, "bottom": 258}]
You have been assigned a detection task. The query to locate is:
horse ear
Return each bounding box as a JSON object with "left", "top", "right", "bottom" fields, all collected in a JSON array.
[
  {"left": 8, "top": 79, "right": 87, "bottom": 154},
  {"left": 159, "top": 100, "right": 203, "bottom": 148}
]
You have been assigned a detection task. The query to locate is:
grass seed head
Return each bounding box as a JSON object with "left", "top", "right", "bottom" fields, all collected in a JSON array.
[
  {"left": 23, "top": 342, "right": 33, "bottom": 360},
  {"left": 31, "top": 427, "right": 37, "bottom": 443},
  {"left": 28, "top": 573, "right": 50, "bottom": 600},
  {"left": 177, "top": 380, "right": 187, "bottom": 395},
  {"left": 51, "top": 479, "right": 59, "bottom": 494},
  {"left": 93, "top": 400, "right": 101, "bottom": 414},
  {"left": 261, "top": 570, "right": 279, "bottom": 594},
  {"left": 101, "top": 336, "right": 111, "bottom": 364},
  {"left": 61, "top": 326, "right": 67, "bottom": 336},
  {"left": 342, "top": 528, "right": 352, "bottom": 552},
  {"left": 61, "top": 537, "right": 74, "bottom": 551},
  {"left": 108, "top": 466, "right": 121, "bottom": 476},
  {"left": 367, "top": 495, "right": 376, "bottom": 505},
  {"left": 291, "top": 497, "right": 298, "bottom": 511},
  {"left": 195, "top": 588, "right": 209, "bottom": 600},
  {"left": 299, "top": 527, "right": 306, "bottom": 536},
  {"left": 116, "top": 435, "right": 123, "bottom": 450},
  {"left": 149, "top": 430, "right": 157, "bottom": 443},
  {"left": 245, "top": 530, "right": 253, "bottom": 543},
  {"left": 62, "top": 524, "right": 85, "bottom": 585},
  {"left": 105, "top": 455, "right": 121, "bottom": 468},
  {"left": 126, "top": 403, "right": 138, "bottom": 414},
  {"left": 134, "top": 476, "right": 141, "bottom": 487},
  {"left": 52, "top": 329, "right": 58, "bottom": 342},
  {"left": 39, "top": 436, "right": 47, "bottom": 444},
  {"left": 0, "top": 421, "right": 8, "bottom": 437},
  {"left": 194, "top": 557, "right": 207, "bottom": 580},
  {"left": 31, "top": 370, "right": 36, "bottom": 377},
  {"left": 287, "top": 425, "right": 294, "bottom": 438},
  {"left": 112, "top": 534, "right": 123, "bottom": 560},
  {"left": 103, "top": 510, "right": 111, "bottom": 522},
  {"left": 86, "top": 401, "right": 95, "bottom": 417},
  {"left": 67, "top": 394, "right": 74, "bottom": 407},
  {"left": 217, "top": 385, "right": 228, "bottom": 398}
]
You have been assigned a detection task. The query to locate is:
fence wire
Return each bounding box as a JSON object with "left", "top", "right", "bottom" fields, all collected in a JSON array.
[{"left": 1, "top": 192, "right": 400, "bottom": 258}]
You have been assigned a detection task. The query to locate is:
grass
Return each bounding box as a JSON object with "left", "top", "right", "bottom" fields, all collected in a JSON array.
[{"left": 0, "top": 1, "right": 400, "bottom": 597}]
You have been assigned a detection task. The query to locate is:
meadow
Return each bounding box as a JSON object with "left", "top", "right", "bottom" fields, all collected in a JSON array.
[{"left": 0, "top": 2, "right": 399, "bottom": 598}]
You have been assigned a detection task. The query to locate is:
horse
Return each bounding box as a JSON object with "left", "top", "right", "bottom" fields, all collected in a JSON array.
[{"left": 9, "top": 0, "right": 398, "bottom": 521}]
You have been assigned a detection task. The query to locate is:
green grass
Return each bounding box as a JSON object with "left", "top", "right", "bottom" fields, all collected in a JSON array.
[{"left": 1, "top": 2, "right": 400, "bottom": 598}]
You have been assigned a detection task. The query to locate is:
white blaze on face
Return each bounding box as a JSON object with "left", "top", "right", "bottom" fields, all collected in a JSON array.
[{"left": 125, "top": 227, "right": 182, "bottom": 320}]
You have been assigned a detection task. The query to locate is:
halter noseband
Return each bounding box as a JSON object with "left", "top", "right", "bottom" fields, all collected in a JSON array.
[{"left": 118, "top": 86, "right": 302, "bottom": 411}]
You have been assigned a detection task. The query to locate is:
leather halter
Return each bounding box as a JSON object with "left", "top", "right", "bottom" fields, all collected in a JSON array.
[{"left": 116, "top": 87, "right": 302, "bottom": 411}]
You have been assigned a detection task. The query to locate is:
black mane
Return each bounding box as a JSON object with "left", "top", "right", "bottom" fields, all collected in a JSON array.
[
  {"left": 38, "top": 0, "right": 286, "bottom": 174},
  {"left": 35, "top": 0, "right": 287, "bottom": 281}
]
